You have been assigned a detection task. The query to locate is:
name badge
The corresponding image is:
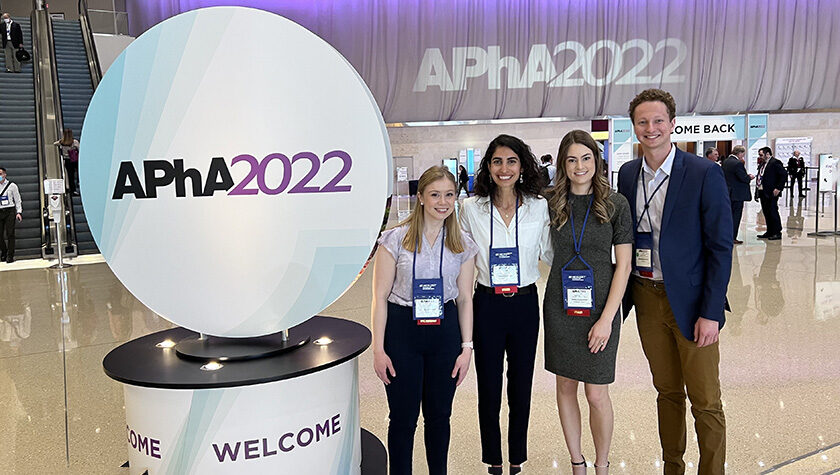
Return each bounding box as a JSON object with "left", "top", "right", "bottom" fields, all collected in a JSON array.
[
  {"left": 413, "top": 278, "right": 443, "bottom": 324},
  {"left": 490, "top": 247, "right": 520, "bottom": 292},
  {"left": 562, "top": 268, "right": 594, "bottom": 316},
  {"left": 635, "top": 232, "right": 654, "bottom": 277},
  {"left": 0, "top": 195, "right": 9, "bottom": 207}
]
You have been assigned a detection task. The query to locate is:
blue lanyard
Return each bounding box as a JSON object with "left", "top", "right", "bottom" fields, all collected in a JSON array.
[
  {"left": 489, "top": 196, "right": 519, "bottom": 250},
  {"left": 635, "top": 165, "right": 669, "bottom": 230},
  {"left": 563, "top": 195, "right": 593, "bottom": 270},
  {"left": 412, "top": 227, "right": 445, "bottom": 280}
]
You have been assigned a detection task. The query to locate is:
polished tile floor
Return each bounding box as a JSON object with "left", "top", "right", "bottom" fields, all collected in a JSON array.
[{"left": 0, "top": 192, "right": 838, "bottom": 474}]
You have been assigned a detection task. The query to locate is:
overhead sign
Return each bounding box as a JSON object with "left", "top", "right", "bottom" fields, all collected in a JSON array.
[{"left": 80, "top": 7, "right": 392, "bottom": 337}]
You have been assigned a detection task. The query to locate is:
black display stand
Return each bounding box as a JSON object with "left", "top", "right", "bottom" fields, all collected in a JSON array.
[{"left": 104, "top": 316, "right": 385, "bottom": 473}]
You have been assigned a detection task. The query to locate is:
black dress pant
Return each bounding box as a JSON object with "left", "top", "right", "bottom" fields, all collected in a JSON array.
[
  {"left": 65, "top": 159, "right": 78, "bottom": 193},
  {"left": 384, "top": 301, "right": 461, "bottom": 475},
  {"left": 473, "top": 284, "right": 540, "bottom": 466},
  {"left": 731, "top": 200, "right": 744, "bottom": 240},
  {"left": 760, "top": 193, "right": 782, "bottom": 235},
  {"left": 0, "top": 207, "right": 16, "bottom": 259}
]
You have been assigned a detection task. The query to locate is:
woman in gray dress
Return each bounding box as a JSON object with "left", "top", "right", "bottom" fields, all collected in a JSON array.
[{"left": 544, "top": 130, "right": 633, "bottom": 474}]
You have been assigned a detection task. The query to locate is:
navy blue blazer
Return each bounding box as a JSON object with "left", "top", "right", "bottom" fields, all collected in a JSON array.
[
  {"left": 759, "top": 157, "right": 788, "bottom": 199},
  {"left": 618, "top": 147, "right": 733, "bottom": 340},
  {"left": 721, "top": 156, "right": 752, "bottom": 202}
]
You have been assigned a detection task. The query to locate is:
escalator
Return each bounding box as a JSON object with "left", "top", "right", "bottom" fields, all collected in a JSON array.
[
  {"left": 52, "top": 18, "right": 98, "bottom": 254},
  {"left": 0, "top": 17, "right": 41, "bottom": 260}
]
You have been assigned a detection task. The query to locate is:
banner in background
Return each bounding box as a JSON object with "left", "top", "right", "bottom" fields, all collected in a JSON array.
[
  {"left": 775, "top": 137, "right": 813, "bottom": 167},
  {"left": 747, "top": 114, "right": 768, "bottom": 175},
  {"left": 80, "top": 7, "right": 392, "bottom": 338},
  {"left": 126, "top": 0, "right": 840, "bottom": 122}
]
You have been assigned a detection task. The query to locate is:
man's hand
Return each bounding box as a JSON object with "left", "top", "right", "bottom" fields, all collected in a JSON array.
[
  {"left": 694, "top": 317, "right": 719, "bottom": 348},
  {"left": 773, "top": 188, "right": 781, "bottom": 197},
  {"left": 15, "top": 213, "right": 21, "bottom": 222}
]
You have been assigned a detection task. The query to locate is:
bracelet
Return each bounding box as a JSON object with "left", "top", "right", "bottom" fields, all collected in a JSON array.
[{"left": 461, "top": 341, "right": 473, "bottom": 349}]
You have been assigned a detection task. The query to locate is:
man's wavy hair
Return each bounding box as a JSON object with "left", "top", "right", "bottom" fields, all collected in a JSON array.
[{"left": 629, "top": 89, "right": 676, "bottom": 124}]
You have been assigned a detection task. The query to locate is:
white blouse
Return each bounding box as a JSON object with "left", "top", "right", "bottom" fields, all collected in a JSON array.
[{"left": 459, "top": 195, "right": 552, "bottom": 287}]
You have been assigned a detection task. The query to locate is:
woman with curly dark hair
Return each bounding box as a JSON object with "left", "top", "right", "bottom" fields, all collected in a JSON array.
[{"left": 459, "top": 134, "right": 551, "bottom": 475}]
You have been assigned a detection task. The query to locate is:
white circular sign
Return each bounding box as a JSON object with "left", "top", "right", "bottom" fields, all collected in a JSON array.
[{"left": 80, "top": 7, "right": 392, "bottom": 337}]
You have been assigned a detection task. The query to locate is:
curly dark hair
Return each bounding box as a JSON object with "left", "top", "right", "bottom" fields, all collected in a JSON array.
[
  {"left": 473, "top": 134, "right": 542, "bottom": 199},
  {"left": 629, "top": 89, "right": 676, "bottom": 123}
]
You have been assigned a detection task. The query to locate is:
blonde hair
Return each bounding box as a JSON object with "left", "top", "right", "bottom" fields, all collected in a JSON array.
[
  {"left": 548, "top": 130, "right": 615, "bottom": 229},
  {"left": 59, "top": 129, "right": 74, "bottom": 147},
  {"left": 399, "top": 166, "right": 465, "bottom": 254}
]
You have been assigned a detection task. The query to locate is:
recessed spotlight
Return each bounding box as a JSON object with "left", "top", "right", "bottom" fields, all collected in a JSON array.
[
  {"left": 314, "top": 337, "right": 333, "bottom": 346},
  {"left": 201, "top": 361, "right": 223, "bottom": 371},
  {"left": 156, "top": 339, "right": 176, "bottom": 348}
]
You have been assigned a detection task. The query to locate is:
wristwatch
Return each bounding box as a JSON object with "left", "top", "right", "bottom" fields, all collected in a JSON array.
[{"left": 461, "top": 341, "right": 474, "bottom": 349}]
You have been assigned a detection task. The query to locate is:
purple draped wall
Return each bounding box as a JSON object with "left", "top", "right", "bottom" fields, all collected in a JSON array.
[{"left": 126, "top": 0, "right": 840, "bottom": 123}]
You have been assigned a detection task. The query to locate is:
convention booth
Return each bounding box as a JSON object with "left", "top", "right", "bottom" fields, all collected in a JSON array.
[{"left": 79, "top": 7, "right": 391, "bottom": 474}]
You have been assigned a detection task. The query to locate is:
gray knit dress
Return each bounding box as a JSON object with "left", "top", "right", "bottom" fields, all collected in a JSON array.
[{"left": 543, "top": 192, "right": 633, "bottom": 384}]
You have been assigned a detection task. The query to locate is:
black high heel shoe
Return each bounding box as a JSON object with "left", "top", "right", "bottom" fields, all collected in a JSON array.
[
  {"left": 487, "top": 466, "right": 503, "bottom": 475},
  {"left": 571, "top": 456, "right": 586, "bottom": 473},
  {"left": 510, "top": 465, "right": 522, "bottom": 474}
]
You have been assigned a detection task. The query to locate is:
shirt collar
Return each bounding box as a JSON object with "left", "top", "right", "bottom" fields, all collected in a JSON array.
[{"left": 641, "top": 144, "right": 676, "bottom": 179}]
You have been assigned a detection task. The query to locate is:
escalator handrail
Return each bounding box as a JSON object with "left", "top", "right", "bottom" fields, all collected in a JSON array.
[
  {"left": 29, "top": 7, "right": 52, "bottom": 257},
  {"left": 78, "top": 0, "right": 102, "bottom": 89},
  {"left": 45, "top": 10, "right": 79, "bottom": 254}
]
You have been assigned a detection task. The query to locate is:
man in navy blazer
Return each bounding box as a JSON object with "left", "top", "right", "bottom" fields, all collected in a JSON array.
[
  {"left": 721, "top": 146, "right": 753, "bottom": 244},
  {"left": 618, "top": 89, "right": 732, "bottom": 474}
]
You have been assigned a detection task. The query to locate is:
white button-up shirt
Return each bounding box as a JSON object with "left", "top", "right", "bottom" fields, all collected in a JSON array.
[
  {"left": 459, "top": 195, "right": 552, "bottom": 287},
  {"left": 634, "top": 145, "right": 676, "bottom": 281}
]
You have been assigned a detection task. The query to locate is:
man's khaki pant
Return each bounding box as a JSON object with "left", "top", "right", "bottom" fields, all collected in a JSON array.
[
  {"left": 4, "top": 43, "right": 21, "bottom": 72},
  {"left": 633, "top": 277, "right": 726, "bottom": 474}
]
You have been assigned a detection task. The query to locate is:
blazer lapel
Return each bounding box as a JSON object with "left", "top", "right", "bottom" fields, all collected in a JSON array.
[
  {"left": 661, "top": 149, "right": 686, "bottom": 232},
  {"left": 626, "top": 159, "right": 642, "bottom": 226}
]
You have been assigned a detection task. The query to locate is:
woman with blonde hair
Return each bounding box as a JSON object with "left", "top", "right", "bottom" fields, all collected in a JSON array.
[
  {"left": 371, "top": 165, "right": 478, "bottom": 474},
  {"left": 544, "top": 130, "right": 633, "bottom": 474}
]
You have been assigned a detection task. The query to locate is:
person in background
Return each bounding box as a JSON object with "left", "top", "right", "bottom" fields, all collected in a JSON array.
[
  {"left": 55, "top": 129, "right": 80, "bottom": 195},
  {"left": 372, "top": 165, "right": 477, "bottom": 475},
  {"left": 1, "top": 13, "right": 23, "bottom": 73},
  {"left": 0, "top": 167, "right": 23, "bottom": 263},
  {"left": 539, "top": 154, "right": 556, "bottom": 189},
  {"left": 544, "top": 130, "right": 633, "bottom": 474},
  {"left": 617, "top": 89, "right": 732, "bottom": 474},
  {"left": 721, "top": 146, "right": 753, "bottom": 244},
  {"left": 704, "top": 147, "right": 720, "bottom": 164},
  {"left": 756, "top": 146, "right": 787, "bottom": 241},
  {"left": 458, "top": 165, "right": 470, "bottom": 197},
  {"left": 459, "top": 134, "right": 551, "bottom": 475},
  {"left": 787, "top": 150, "right": 806, "bottom": 198}
]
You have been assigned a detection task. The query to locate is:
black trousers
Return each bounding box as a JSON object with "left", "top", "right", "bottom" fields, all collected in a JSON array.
[
  {"left": 731, "top": 200, "right": 744, "bottom": 240},
  {"left": 473, "top": 285, "right": 540, "bottom": 465},
  {"left": 0, "top": 207, "right": 16, "bottom": 259},
  {"left": 791, "top": 173, "right": 804, "bottom": 195},
  {"left": 65, "top": 160, "right": 78, "bottom": 193},
  {"left": 384, "top": 301, "right": 461, "bottom": 475},
  {"left": 760, "top": 193, "right": 782, "bottom": 235}
]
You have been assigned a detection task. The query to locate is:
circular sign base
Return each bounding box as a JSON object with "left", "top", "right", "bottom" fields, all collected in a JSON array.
[{"left": 175, "top": 332, "right": 310, "bottom": 362}]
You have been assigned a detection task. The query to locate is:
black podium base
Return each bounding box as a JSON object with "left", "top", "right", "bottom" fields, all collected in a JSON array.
[{"left": 361, "top": 428, "right": 387, "bottom": 474}]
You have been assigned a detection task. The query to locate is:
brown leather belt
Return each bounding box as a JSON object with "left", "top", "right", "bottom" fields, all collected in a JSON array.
[{"left": 632, "top": 274, "right": 666, "bottom": 290}]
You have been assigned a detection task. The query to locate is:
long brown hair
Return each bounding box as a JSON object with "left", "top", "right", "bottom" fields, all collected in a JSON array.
[
  {"left": 548, "top": 130, "right": 614, "bottom": 229},
  {"left": 59, "top": 129, "right": 74, "bottom": 146},
  {"left": 399, "top": 166, "right": 465, "bottom": 254}
]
